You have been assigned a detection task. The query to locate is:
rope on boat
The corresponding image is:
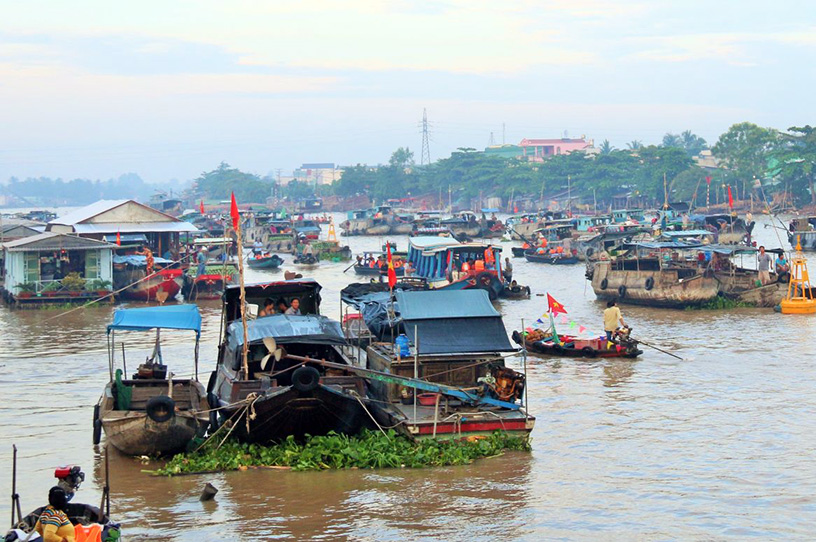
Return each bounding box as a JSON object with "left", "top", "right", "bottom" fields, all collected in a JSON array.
[{"left": 349, "top": 390, "right": 389, "bottom": 439}]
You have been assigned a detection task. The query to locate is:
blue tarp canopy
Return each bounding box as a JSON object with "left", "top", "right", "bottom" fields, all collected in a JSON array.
[
  {"left": 660, "top": 230, "right": 712, "bottom": 238},
  {"left": 113, "top": 254, "right": 174, "bottom": 266},
  {"left": 107, "top": 304, "right": 202, "bottom": 336},
  {"left": 480, "top": 208, "right": 500, "bottom": 213},
  {"left": 395, "top": 290, "right": 515, "bottom": 355},
  {"left": 630, "top": 241, "right": 703, "bottom": 250},
  {"left": 227, "top": 314, "right": 345, "bottom": 350}
]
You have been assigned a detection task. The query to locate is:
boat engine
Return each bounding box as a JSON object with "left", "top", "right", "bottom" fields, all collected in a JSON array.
[
  {"left": 615, "top": 326, "right": 639, "bottom": 353},
  {"left": 478, "top": 365, "right": 525, "bottom": 403},
  {"left": 54, "top": 465, "right": 85, "bottom": 501}
]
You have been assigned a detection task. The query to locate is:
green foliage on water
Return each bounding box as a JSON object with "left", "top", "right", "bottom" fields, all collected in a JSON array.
[
  {"left": 156, "top": 430, "right": 531, "bottom": 475},
  {"left": 687, "top": 297, "right": 755, "bottom": 310}
]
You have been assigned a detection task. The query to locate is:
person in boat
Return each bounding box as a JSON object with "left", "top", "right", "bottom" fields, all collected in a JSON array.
[
  {"left": 356, "top": 255, "right": 363, "bottom": 266},
  {"left": 195, "top": 248, "right": 207, "bottom": 276},
  {"left": 302, "top": 242, "right": 315, "bottom": 258},
  {"left": 403, "top": 260, "right": 414, "bottom": 276},
  {"left": 34, "top": 486, "right": 75, "bottom": 542},
  {"left": 757, "top": 246, "right": 772, "bottom": 285},
  {"left": 259, "top": 297, "right": 276, "bottom": 317},
  {"left": 603, "top": 300, "right": 625, "bottom": 342},
  {"left": 775, "top": 253, "right": 789, "bottom": 275},
  {"left": 503, "top": 257, "right": 513, "bottom": 283},
  {"left": 285, "top": 298, "right": 301, "bottom": 315},
  {"left": 135, "top": 245, "right": 155, "bottom": 274},
  {"left": 252, "top": 239, "right": 263, "bottom": 255}
]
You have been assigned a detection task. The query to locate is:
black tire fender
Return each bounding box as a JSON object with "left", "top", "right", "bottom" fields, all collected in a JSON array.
[
  {"left": 645, "top": 277, "right": 654, "bottom": 290},
  {"left": 475, "top": 272, "right": 493, "bottom": 288},
  {"left": 600, "top": 278, "right": 609, "bottom": 290},
  {"left": 585, "top": 247, "right": 594, "bottom": 257},
  {"left": 207, "top": 392, "right": 220, "bottom": 434},
  {"left": 146, "top": 395, "right": 175, "bottom": 423},
  {"left": 581, "top": 346, "right": 597, "bottom": 358},
  {"left": 618, "top": 285, "right": 627, "bottom": 298},
  {"left": 92, "top": 404, "right": 102, "bottom": 445},
  {"left": 292, "top": 366, "right": 321, "bottom": 393}
]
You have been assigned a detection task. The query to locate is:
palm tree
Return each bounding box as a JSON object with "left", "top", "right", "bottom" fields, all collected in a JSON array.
[
  {"left": 681, "top": 130, "right": 708, "bottom": 157},
  {"left": 599, "top": 139, "right": 614, "bottom": 155},
  {"left": 626, "top": 140, "right": 643, "bottom": 150},
  {"left": 662, "top": 133, "right": 683, "bottom": 148}
]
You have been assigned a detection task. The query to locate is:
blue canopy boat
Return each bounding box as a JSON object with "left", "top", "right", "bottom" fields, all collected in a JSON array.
[{"left": 94, "top": 305, "right": 209, "bottom": 456}]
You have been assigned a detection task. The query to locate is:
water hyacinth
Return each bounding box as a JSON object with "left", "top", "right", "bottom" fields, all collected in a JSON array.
[{"left": 157, "top": 430, "right": 531, "bottom": 475}]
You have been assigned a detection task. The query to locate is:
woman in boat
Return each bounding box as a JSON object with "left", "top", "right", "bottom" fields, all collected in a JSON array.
[
  {"left": 285, "top": 298, "right": 301, "bottom": 315},
  {"left": 34, "top": 487, "right": 75, "bottom": 542},
  {"left": 259, "top": 297, "right": 276, "bottom": 317}
]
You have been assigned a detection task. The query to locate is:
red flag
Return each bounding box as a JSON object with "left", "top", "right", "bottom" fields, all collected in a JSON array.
[
  {"left": 386, "top": 243, "right": 397, "bottom": 289},
  {"left": 230, "top": 192, "right": 240, "bottom": 229},
  {"left": 200, "top": 200, "right": 205, "bottom": 214},
  {"left": 727, "top": 185, "right": 734, "bottom": 209},
  {"left": 116, "top": 231, "right": 121, "bottom": 246},
  {"left": 547, "top": 293, "right": 567, "bottom": 316},
  {"left": 705, "top": 176, "right": 712, "bottom": 185}
]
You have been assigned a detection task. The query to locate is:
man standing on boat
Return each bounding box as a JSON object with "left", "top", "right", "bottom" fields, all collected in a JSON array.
[
  {"left": 197, "top": 247, "right": 208, "bottom": 276},
  {"left": 604, "top": 300, "right": 625, "bottom": 341},
  {"left": 503, "top": 257, "right": 513, "bottom": 283},
  {"left": 758, "top": 246, "right": 772, "bottom": 285}
]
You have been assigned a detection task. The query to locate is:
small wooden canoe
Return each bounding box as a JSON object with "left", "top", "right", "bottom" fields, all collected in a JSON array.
[
  {"left": 247, "top": 253, "right": 284, "bottom": 269},
  {"left": 524, "top": 253, "right": 579, "bottom": 265},
  {"left": 512, "top": 331, "right": 642, "bottom": 359}
]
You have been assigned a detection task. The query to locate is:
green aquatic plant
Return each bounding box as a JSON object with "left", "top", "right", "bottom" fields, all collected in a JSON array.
[
  {"left": 156, "top": 430, "right": 531, "bottom": 476},
  {"left": 687, "top": 297, "right": 755, "bottom": 310}
]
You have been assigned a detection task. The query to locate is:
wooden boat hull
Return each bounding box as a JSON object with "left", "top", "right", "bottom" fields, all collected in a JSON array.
[
  {"left": 116, "top": 270, "right": 182, "bottom": 302},
  {"left": 373, "top": 403, "right": 535, "bottom": 440},
  {"left": 353, "top": 265, "right": 405, "bottom": 277},
  {"left": 500, "top": 285, "right": 531, "bottom": 299},
  {"left": 717, "top": 272, "right": 787, "bottom": 307},
  {"left": 98, "top": 380, "right": 208, "bottom": 456},
  {"left": 511, "top": 247, "right": 531, "bottom": 257},
  {"left": 525, "top": 253, "right": 578, "bottom": 264},
  {"left": 247, "top": 255, "right": 284, "bottom": 269},
  {"left": 218, "top": 384, "right": 376, "bottom": 444},
  {"left": 512, "top": 331, "right": 642, "bottom": 359},
  {"left": 367, "top": 224, "right": 391, "bottom": 235},
  {"left": 591, "top": 262, "right": 719, "bottom": 308}
]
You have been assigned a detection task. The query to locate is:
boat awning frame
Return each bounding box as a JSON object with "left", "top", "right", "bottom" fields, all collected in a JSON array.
[{"left": 107, "top": 304, "right": 202, "bottom": 337}]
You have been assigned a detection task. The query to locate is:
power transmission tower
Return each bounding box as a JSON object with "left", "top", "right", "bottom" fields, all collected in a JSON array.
[
  {"left": 489, "top": 132, "right": 495, "bottom": 146},
  {"left": 420, "top": 108, "right": 431, "bottom": 165}
]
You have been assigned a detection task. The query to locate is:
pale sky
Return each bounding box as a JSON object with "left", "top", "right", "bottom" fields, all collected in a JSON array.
[{"left": 1, "top": 1, "right": 814, "bottom": 183}]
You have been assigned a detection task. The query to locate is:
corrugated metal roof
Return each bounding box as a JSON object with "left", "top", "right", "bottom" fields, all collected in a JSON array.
[
  {"left": 3, "top": 232, "right": 116, "bottom": 252},
  {"left": 48, "top": 199, "right": 182, "bottom": 226},
  {"left": 73, "top": 222, "right": 198, "bottom": 234}
]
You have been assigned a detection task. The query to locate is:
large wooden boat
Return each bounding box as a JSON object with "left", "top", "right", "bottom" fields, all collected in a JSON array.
[
  {"left": 407, "top": 236, "right": 505, "bottom": 299},
  {"left": 788, "top": 216, "right": 816, "bottom": 251},
  {"left": 364, "top": 289, "right": 534, "bottom": 439},
  {"left": 113, "top": 254, "right": 182, "bottom": 302},
  {"left": 182, "top": 261, "right": 238, "bottom": 300},
  {"left": 209, "top": 280, "right": 376, "bottom": 443},
  {"left": 94, "top": 305, "right": 209, "bottom": 456}
]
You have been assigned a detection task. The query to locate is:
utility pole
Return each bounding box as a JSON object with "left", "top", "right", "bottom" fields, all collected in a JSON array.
[
  {"left": 420, "top": 108, "right": 431, "bottom": 165},
  {"left": 567, "top": 175, "right": 572, "bottom": 214},
  {"left": 489, "top": 132, "right": 495, "bottom": 146}
]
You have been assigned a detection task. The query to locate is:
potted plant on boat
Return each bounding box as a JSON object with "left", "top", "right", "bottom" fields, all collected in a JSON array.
[
  {"left": 88, "top": 279, "right": 113, "bottom": 297},
  {"left": 61, "top": 272, "right": 86, "bottom": 297},
  {"left": 42, "top": 281, "right": 62, "bottom": 297},
  {"left": 16, "top": 282, "right": 37, "bottom": 299}
]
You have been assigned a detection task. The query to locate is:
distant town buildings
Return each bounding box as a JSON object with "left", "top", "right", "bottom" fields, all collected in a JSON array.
[
  {"left": 291, "top": 163, "right": 344, "bottom": 186},
  {"left": 483, "top": 137, "right": 596, "bottom": 162}
]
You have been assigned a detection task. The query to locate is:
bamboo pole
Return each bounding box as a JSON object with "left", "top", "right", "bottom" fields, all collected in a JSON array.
[{"left": 235, "top": 221, "right": 251, "bottom": 380}]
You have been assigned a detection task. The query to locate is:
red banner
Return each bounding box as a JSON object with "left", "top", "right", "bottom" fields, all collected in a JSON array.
[{"left": 230, "top": 192, "right": 240, "bottom": 229}]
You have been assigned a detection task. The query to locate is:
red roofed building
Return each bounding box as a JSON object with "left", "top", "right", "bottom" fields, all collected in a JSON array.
[{"left": 519, "top": 138, "right": 593, "bottom": 162}]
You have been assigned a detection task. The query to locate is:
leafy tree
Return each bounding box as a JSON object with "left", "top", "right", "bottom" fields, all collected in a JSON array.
[
  {"left": 195, "top": 162, "right": 273, "bottom": 203},
  {"left": 662, "top": 133, "right": 683, "bottom": 148},
  {"left": 712, "top": 122, "right": 779, "bottom": 196},
  {"left": 599, "top": 139, "right": 614, "bottom": 155},
  {"left": 771, "top": 125, "right": 816, "bottom": 204},
  {"left": 627, "top": 140, "right": 643, "bottom": 150},
  {"left": 680, "top": 130, "right": 708, "bottom": 157}
]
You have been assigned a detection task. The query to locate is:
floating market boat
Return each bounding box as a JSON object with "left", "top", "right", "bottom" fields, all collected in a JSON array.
[
  {"left": 511, "top": 329, "right": 642, "bottom": 359},
  {"left": 112, "top": 254, "right": 182, "bottom": 302},
  {"left": 524, "top": 252, "right": 579, "bottom": 265},
  {"left": 787, "top": 216, "right": 816, "bottom": 251},
  {"left": 208, "top": 280, "right": 377, "bottom": 443},
  {"left": 293, "top": 218, "right": 321, "bottom": 240},
  {"left": 247, "top": 253, "right": 284, "bottom": 270},
  {"left": 407, "top": 236, "right": 505, "bottom": 299},
  {"left": 94, "top": 305, "right": 209, "bottom": 456},
  {"left": 362, "top": 289, "right": 534, "bottom": 439},
  {"left": 182, "top": 261, "right": 238, "bottom": 300},
  {"left": 6, "top": 447, "right": 120, "bottom": 542}
]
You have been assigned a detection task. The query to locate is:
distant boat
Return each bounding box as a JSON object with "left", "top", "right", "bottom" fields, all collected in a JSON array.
[{"left": 247, "top": 253, "right": 284, "bottom": 270}]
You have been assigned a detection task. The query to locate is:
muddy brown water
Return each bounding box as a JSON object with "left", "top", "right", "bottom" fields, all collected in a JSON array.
[{"left": 1, "top": 215, "right": 814, "bottom": 540}]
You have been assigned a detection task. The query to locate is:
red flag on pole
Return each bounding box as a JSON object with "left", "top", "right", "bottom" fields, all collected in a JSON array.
[
  {"left": 386, "top": 243, "right": 397, "bottom": 289},
  {"left": 200, "top": 200, "right": 205, "bottom": 214},
  {"left": 547, "top": 293, "right": 567, "bottom": 316},
  {"left": 727, "top": 185, "right": 734, "bottom": 209},
  {"left": 116, "top": 231, "right": 121, "bottom": 246},
  {"left": 230, "top": 192, "right": 240, "bottom": 229},
  {"left": 705, "top": 176, "right": 712, "bottom": 185}
]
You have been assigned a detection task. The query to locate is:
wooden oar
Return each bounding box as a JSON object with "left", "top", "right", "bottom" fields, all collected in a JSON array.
[
  {"left": 342, "top": 261, "right": 357, "bottom": 273},
  {"left": 633, "top": 338, "right": 684, "bottom": 360}
]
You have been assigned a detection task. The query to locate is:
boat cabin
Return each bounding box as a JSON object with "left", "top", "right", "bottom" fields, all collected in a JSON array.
[
  {"left": 575, "top": 215, "right": 611, "bottom": 232},
  {"left": 222, "top": 279, "right": 322, "bottom": 328},
  {"left": 611, "top": 209, "right": 644, "bottom": 223}
]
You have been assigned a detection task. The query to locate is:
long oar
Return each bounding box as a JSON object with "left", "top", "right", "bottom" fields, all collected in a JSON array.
[
  {"left": 634, "top": 338, "right": 684, "bottom": 360},
  {"left": 342, "top": 261, "right": 357, "bottom": 273}
]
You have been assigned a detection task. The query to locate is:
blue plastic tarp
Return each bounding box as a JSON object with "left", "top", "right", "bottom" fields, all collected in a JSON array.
[
  {"left": 113, "top": 255, "right": 174, "bottom": 266},
  {"left": 107, "top": 304, "right": 202, "bottom": 336},
  {"left": 227, "top": 314, "right": 345, "bottom": 349}
]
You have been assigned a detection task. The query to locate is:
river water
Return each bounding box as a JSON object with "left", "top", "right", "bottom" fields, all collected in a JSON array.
[{"left": 1, "top": 214, "right": 814, "bottom": 541}]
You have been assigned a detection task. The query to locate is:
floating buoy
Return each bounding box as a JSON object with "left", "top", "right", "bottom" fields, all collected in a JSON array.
[{"left": 780, "top": 235, "right": 816, "bottom": 314}]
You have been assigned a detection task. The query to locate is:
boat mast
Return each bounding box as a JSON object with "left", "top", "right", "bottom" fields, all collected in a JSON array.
[{"left": 234, "top": 220, "right": 251, "bottom": 380}]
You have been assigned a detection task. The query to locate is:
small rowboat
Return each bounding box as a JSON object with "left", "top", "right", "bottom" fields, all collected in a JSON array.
[
  {"left": 353, "top": 264, "right": 405, "bottom": 277},
  {"left": 512, "top": 330, "right": 642, "bottom": 359},
  {"left": 511, "top": 247, "right": 532, "bottom": 257},
  {"left": 247, "top": 253, "right": 284, "bottom": 270},
  {"left": 524, "top": 252, "right": 579, "bottom": 265}
]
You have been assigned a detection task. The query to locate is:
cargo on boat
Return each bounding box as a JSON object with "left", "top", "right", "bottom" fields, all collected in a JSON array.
[{"left": 512, "top": 328, "right": 642, "bottom": 359}]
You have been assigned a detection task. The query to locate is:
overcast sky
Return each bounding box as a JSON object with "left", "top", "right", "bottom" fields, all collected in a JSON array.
[{"left": 1, "top": 1, "right": 814, "bottom": 183}]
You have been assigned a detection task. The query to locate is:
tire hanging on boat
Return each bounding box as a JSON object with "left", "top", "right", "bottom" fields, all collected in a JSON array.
[
  {"left": 645, "top": 277, "right": 654, "bottom": 290},
  {"left": 292, "top": 366, "right": 321, "bottom": 393},
  {"left": 618, "top": 285, "right": 627, "bottom": 298},
  {"left": 146, "top": 395, "right": 176, "bottom": 423},
  {"left": 92, "top": 403, "right": 102, "bottom": 445},
  {"left": 600, "top": 278, "right": 609, "bottom": 290}
]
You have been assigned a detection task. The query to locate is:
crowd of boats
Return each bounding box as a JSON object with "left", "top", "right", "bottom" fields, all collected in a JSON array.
[{"left": 4, "top": 200, "right": 816, "bottom": 541}]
